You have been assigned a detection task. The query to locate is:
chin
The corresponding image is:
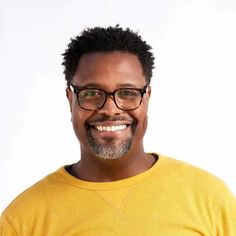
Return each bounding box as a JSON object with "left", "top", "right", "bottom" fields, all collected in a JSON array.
[{"left": 88, "top": 137, "right": 133, "bottom": 160}]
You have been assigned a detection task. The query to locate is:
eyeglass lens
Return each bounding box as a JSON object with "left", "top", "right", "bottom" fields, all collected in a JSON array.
[{"left": 78, "top": 88, "right": 143, "bottom": 110}]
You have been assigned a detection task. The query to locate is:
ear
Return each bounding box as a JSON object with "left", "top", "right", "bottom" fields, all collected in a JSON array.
[
  {"left": 66, "top": 87, "right": 73, "bottom": 112},
  {"left": 144, "top": 85, "right": 151, "bottom": 109},
  {"left": 147, "top": 85, "right": 151, "bottom": 98}
]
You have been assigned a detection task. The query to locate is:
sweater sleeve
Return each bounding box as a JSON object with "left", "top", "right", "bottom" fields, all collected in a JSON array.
[
  {"left": 0, "top": 215, "right": 18, "bottom": 236},
  {"left": 216, "top": 186, "right": 236, "bottom": 236}
]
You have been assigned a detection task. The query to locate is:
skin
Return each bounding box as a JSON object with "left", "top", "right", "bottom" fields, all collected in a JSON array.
[{"left": 66, "top": 52, "right": 155, "bottom": 182}]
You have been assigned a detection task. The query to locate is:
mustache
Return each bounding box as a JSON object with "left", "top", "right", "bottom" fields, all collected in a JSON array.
[{"left": 87, "top": 115, "right": 134, "bottom": 124}]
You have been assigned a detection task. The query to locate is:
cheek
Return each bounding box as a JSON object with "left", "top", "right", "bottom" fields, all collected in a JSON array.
[
  {"left": 140, "top": 99, "right": 150, "bottom": 132},
  {"left": 132, "top": 106, "right": 149, "bottom": 138},
  {"left": 139, "top": 113, "right": 148, "bottom": 137},
  {"left": 71, "top": 107, "right": 91, "bottom": 141},
  {"left": 71, "top": 112, "right": 83, "bottom": 141}
]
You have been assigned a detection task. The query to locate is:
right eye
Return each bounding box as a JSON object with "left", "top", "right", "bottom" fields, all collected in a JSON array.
[{"left": 79, "top": 89, "right": 103, "bottom": 99}]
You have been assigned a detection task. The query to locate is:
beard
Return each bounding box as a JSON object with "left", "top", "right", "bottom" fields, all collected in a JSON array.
[{"left": 86, "top": 124, "right": 136, "bottom": 160}]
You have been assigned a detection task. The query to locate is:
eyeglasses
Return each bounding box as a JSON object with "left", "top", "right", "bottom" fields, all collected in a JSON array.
[{"left": 69, "top": 84, "right": 149, "bottom": 111}]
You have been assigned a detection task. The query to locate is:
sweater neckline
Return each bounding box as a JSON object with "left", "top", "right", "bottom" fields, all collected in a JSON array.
[{"left": 56, "top": 153, "right": 165, "bottom": 191}]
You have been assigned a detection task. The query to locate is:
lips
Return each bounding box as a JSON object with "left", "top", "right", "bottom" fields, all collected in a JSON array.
[
  {"left": 95, "top": 125, "right": 127, "bottom": 132},
  {"left": 86, "top": 116, "right": 135, "bottom": 135}
]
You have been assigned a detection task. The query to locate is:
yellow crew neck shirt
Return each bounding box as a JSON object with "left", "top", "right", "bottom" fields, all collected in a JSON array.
[{"left": 1, "top": 155, "right": 236, "bottom": 235}]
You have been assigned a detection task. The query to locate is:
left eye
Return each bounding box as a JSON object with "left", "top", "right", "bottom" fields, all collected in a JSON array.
[{"left": 117, "top": 89, "right": 139, "bottom": 98}]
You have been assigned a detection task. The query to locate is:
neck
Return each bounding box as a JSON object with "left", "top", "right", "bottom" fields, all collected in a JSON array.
[{"left": 70, "top": 149, "right": 156, "bottom": 182}]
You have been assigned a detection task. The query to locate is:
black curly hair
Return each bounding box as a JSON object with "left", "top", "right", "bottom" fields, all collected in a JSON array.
[{"left": 62, "top": 26, "right": 155, "bottom": 86}]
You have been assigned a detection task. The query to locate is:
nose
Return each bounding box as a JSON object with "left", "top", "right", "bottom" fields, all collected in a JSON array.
[{"left": 97, "top": 95, "right": 122, "bottom": 116}]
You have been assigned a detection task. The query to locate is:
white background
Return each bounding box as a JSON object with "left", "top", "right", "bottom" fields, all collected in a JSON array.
[{"left": 1, "top": 0, "right": 236, "bottom": 213}]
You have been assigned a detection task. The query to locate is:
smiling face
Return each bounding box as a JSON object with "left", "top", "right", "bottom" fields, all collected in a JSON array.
[{"left": 67, "top": 52, "right": 151, "bottom": 161}]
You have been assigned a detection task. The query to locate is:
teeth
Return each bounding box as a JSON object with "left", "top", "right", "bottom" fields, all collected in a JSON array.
[{"left": 95, "top": 125, "right": 127, "bottom": 132}]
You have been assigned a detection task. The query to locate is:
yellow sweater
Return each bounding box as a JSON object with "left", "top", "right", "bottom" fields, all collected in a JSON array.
[{"left": 1, "top": 155, "right": 236, "bottom": 235}]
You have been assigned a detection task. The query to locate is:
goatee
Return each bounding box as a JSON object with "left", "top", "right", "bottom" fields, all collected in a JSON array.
[{"left": 87, "top": 131, "right": 133, "bottom": 160}]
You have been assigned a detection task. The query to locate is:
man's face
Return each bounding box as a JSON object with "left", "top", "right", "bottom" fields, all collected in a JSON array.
[{"left": 67, "top": 52, "right": 151, "bottom": 160}]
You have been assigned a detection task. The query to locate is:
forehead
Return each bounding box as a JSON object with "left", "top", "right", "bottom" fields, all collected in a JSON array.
[{"left": 72, "top": 52, "right": 146, "bottom": 88}]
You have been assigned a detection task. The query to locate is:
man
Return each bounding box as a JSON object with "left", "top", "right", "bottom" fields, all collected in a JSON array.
[{"left": 1, "top": 26, "right": 236, "bottom": 235}]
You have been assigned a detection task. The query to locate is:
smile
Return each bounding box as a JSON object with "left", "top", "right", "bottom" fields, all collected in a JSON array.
[{"left": 95, "top": 125, "right": 127, "bottom": 132}]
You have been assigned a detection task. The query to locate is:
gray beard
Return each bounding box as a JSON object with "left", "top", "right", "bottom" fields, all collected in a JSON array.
[{"left": 86, "top": 129, "right": 133, "bottom": 160}]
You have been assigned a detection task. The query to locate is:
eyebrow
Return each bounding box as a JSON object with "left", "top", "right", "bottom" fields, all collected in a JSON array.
[{"left": 73, "top": 83, "right": 142, "bottom": 89}]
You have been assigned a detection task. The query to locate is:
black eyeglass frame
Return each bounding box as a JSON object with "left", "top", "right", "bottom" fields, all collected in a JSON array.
[{"left": 69, "top": 84, "right": 149, "bottom": 111}]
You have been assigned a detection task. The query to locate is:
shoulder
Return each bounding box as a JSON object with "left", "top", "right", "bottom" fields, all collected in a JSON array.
[
  {"left": 155, "top": 155, "right": 236, "bottom": 233},
  {"left": 159, "top": 155, "right": 224, "bottom": 181},
  {"left": 1, "top": 167, "right": 66, "bottom": 217},
  {"left": 156, "top": 154, "right": 228, "bottom": 195},
  {"left": 155, "top": 154, "right": 235, "bottom": 215}
]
